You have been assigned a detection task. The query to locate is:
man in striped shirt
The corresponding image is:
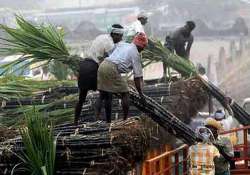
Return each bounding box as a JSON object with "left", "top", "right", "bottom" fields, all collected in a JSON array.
[
  {"left": 188, "top": 118, "right": 222, "bottom": 175},
  {"left": 189, "top": 141, "right": 220, "bottom": 175}
]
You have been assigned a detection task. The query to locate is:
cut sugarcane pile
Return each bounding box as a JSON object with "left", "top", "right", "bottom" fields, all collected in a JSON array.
[
  {"left": 0, "top": 118, "right": 149, "bottom": 175},
  {"left": 1, "top": 77, "right": 208, "bottom": 127},
  {"left": 0, "top": 85, "right": 199, "bottom": 145},
  {"left": 0, "top": 76, "right": 75, "bottom": 102},
  {"left": 0, "top": 116, "right": 196, "bottom": 175},
  {"left": 0, "top": 77, "right": 204, "bottom": 149},
  {"left": 129, "top": 87, "right": 197, "bottom": 145}
]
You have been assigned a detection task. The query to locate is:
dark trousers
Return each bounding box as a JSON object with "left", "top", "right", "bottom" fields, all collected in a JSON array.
[
  {"left": 74, "top": 59, "right": 98, "bottom": 124},
  {"left": 74, "top": 88, "right": 88, "bottom": 123},
  {"left": 75, "top": 59, "right": 115, "bottom": 123}
]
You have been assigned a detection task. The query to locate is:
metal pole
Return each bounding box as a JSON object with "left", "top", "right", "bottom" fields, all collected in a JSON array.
[{"left": 207, "top": 55, "right": 213, "bottom": 114}]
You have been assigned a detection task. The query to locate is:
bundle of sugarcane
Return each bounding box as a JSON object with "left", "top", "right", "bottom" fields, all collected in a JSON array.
[
  {"left": 0, "top": 83, "right": 199, "bottom": 145},
  {"left": 2, "top": 86, "right": 78, "bottom": 108},
  {"left": 1, "top": 77, "right": 208, "bottom": 129},
  {"left": 142, "top": 39, "right": 250, "bottom": 125},
  {"left": 78, "top": 76, "right": 207, "bottom": 124},
  {"left": 0, "top": 76, "right": 33, "bottom": 101},
  {"left": 0, "top": 75, "right": 75, "bottom": 102},
  {"left": 0, "top": 117, "right": 149, "bottom": 175},
  {"left": 1, "top": 94, "right": 79, "bottom": 126},
  {"left": 129, "top": 87, "right": 197, "bottom": 145},
  {"left": 162, "top": 76, "right": 208, "bottom": 123},
  {"left": 142, "top": 39, "right": 197, "bottom": 77}
]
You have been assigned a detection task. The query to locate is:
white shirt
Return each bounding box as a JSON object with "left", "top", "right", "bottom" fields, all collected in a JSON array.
[
  {"left": 126, "top": 20, "right": 145, "bottom": 37},
  {"left": 87, "top": 34, "right": 114, "bottom": 64},
  {"left": 106, "top": 42, "right": 143, "bottom": 78},
  {"left": 220, "top": 115, "right": 234, "bottom": 131}
]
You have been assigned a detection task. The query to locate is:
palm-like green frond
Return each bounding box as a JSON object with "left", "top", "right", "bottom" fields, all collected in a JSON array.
[
  {"left": 0, "top": 15, "right": 80, "bottom": 75},
  {"left": 17, "top": 108, "right": 57, "bottom": 175}
]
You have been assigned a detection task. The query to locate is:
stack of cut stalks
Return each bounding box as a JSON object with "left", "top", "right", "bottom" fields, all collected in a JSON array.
[
  {"left": 1, "top": 77, "right": 208, "bottom": 127},
  {"left": 0, "top": 118, "right": 149, "bottom": 175}
]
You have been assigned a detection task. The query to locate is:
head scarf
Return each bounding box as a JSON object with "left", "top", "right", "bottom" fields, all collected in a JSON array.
[
  {"left": 214, "top": 109, "right": 226, "bottom": 120},
  {"left": 196, "top": 126, "right": 216, "bottom": 143},
  {"left": 137, "top": 12, "right": 148, "bottom": 19},
  {"left": 132, "top": 32, "right": 148, "bottom": 48},
  {"left": 107, "top": 25, "right": 124, "bottom": 35}
]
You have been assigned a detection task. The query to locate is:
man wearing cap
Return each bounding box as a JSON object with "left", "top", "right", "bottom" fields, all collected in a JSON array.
[
  {"left": 74, "top": 24, "right": 124, "bottom": 124},
  {"left": 205, "top": 118, "right": 234, "bottom": 175},
  {"left": 163, "top": 21, "right": 196, "bottom": 77},
  {"left": 125, "top": 12, "right": 148, "bottom": 42},
  {"left": 96, "top": 32, "right": 148, "bottom": 123}
]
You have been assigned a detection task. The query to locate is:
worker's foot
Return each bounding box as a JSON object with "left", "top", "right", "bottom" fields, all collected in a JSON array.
[{"left": 123, "top": 116, "right": 127, "bottom": 121}]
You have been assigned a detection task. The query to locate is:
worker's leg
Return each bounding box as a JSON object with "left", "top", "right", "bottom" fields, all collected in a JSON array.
[
  {"left": 74, "top": 89, "right": 88, "bottom": 124},
  {"left": 121, "top": 92, "right": 129, "bottom": 120},
  {"left": 163, "top": 62, "right": 167, "bottom": 79},
  {"left": 96, "top": 91, "right": 113, "bottom": 123},
  {"left": 95, "top": 91, "right": 105, "bottom": 120},
  {"left": 104, "top": 92, "right": 112, "bottom": 123}
]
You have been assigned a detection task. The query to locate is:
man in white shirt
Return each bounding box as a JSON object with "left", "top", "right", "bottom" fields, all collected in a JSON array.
[
  {"left": 74, "top": 24, "right": 124, "bottom": 124},
  {"left": 125, "top": 12, "right": 148, "bottom": 42},
  {"left": 214, "top": 109, "right": 234, "bottom": 131},
  {"left": 96, "top": 32, "right": 148, "bottom": 123},
  {"left": 86, "top": 25, "right": 124, "bottom": 63}
]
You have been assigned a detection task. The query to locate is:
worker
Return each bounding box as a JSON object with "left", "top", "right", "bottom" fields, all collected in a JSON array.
[
  {"left": 205, "top": 118, "right": 234, "bottom": 175},
  {"left": 214, "top": 109, "right": 234, "bottom": 131},
  {"left": 96, "top": 32, "right": 148, "bottom": 123},
  {"left": 214, "top": 108, "right": 238, "bottom": 147},
  {"left": 74, "top": 24, "right": 124, "bottom": 124},
  {"left": 165, "top": 21, "right": 195, "bottom": 58},
  {"left": 125, "top": 12, "right": 148, "bottom": 42},
  {"left": 188, "top": 125, "right": 220, "bottom": 175},
  {"left": 163, "top": 21, "right": 196, "bottom": 77}
]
